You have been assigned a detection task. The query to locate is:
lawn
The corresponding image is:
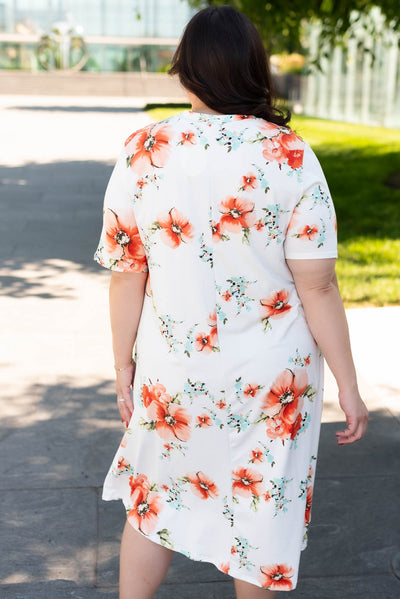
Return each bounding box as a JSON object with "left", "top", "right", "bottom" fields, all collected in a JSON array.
[{"left": 146, "top": 105, "right": 400, "bottom": 307}]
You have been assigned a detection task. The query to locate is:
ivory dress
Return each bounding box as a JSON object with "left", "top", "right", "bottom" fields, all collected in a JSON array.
[{"left": 93, "top": 110, "right": 337, "bottom": 591}]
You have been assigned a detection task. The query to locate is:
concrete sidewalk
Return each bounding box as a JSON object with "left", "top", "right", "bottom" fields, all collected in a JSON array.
[{"left": 0, "top": 96, "right": 399, "bottom": 599}]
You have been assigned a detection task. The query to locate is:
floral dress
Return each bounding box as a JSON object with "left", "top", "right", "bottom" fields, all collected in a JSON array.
[{"left": 93, "top": 110, "right": 337, "bottom": 591}]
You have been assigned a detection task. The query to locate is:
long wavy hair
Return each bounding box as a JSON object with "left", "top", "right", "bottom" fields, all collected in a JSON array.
[{"left": 169, "top": 6, "right": 291, "bottom": 127}]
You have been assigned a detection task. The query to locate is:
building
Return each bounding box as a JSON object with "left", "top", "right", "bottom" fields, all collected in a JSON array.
[{"left": 0, "top": 0, "right": 196, "bottom": 72}]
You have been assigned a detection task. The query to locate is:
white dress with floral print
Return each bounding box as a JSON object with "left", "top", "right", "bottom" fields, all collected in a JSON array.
[{"left": 94, "top": 110, "right": 337, "bottom": 592}]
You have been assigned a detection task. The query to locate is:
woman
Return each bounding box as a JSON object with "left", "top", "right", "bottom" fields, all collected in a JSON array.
[{"left": 93, "top": 6, "right": 369, "bottom": 598}]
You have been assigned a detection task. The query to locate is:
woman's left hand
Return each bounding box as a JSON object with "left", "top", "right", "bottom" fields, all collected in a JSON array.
[{"left": 115, "top": 362, "right": 135, "bottom": 427}]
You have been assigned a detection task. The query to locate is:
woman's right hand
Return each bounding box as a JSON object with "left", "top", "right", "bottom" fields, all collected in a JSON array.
[
  {"left": 115, "top": 363, "right": 136, "bottom": 427},
  {"left": 336, "top": 388, "right": 369, "bottom": 445}
]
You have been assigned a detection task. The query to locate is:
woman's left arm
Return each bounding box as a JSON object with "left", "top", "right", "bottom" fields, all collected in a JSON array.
[{"left": 109, "top": 270, "right": 147, "bottom": 425}]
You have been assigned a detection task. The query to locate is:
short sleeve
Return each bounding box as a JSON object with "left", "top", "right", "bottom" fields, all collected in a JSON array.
[
  {"left": 93, "top": 148, "right": 148, "bottom": 273},
  {"left": 284, "top": 142, "right": 337, "bottom": 260}
]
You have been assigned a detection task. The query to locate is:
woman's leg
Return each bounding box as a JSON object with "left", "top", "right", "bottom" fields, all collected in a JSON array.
[
  {"left": 119, "top": 520, "right": 174, "bottom": 599},
  {"left": 234, "top": 577, "right": 277, "bottom": 599}
]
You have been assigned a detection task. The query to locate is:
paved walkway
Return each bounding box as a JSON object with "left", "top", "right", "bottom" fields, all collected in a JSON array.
[{"left": 0, "top": 95, "right": 399, "bottom": 599}]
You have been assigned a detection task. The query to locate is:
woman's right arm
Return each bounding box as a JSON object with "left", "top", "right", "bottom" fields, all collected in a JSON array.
[{"left": 286, "top": 257, "right": 369, "bottom": 445}]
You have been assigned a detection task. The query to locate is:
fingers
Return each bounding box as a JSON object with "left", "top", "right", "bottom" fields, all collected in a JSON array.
[
  {"left": 335, "top": 415, "right": 368, "bottom": 445},
  {"left": 116, "top": 385, "right": 134, "bottom": 427}
]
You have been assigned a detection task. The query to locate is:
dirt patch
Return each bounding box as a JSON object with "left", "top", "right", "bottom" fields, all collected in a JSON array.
[{"left": 385, "top": 172, "right": 400, "bottom": 189}]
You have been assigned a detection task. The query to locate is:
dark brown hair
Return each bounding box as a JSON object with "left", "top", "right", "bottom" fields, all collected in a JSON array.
[{"left": 169, "top": 6, "right": 290, "bottom": 127}]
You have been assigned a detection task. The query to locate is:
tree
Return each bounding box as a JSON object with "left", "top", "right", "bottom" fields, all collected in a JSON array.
[{"left": 186, "top": 1, "right": 400, "bottom": 54}]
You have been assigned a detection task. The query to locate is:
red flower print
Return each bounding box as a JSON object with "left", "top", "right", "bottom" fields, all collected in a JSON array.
[
  {"left": 222, "top": 290, "right": 232, "bottom": 301},
  {"left": 244, "top": 384, "right": 260, "bottom": 398},
  {"left": 258, "top": 563, "right": 294, "bottom": 591},
  {"left": 218, "top": 196, "right": 257, "bottom": 233},
  {"left": 216, "top": 400, "right": 226, "bottom": 409},
  {"left": 262, "top": 136, "right": 287, "bottom": 164},
  {"left": 142, "top": 382, "right": 169, "bottom": 408},
  {"left": 255, "top": 220, "right": 265, "bottom": 230},
  {"left": 264, "top": 491, "right": 272, "bottom": 502},
  {"left": 137, "top": 178, "right": 146, "bottom": 189},
  {"left": 305, "top": 485, "right": 313, "bottom": 524},
  {"left": 187, "top": 471, "right": 219, "bottom": 499},
  {"left": 241, "top": 173, "right": 258, "bottom": 191},
  {"left": 152, "top": 401, "right": 192, "bottom": 442},
  {"left": 180, "top": 131, "right": 197, "bottom": 145},
  {"left": 265, "top": 415, "right": 292, "bottom": 440},
  {"left": 250, "top": 448, "right": 264, "bottom": 463},
  {"left": 279, "top": 130, "right": 304, "bottom": 169},
  {"left": 104, "top": 209, "right": 147, "bottom": 272},
  {"left": 260, "top": 289, "right": 292, "bottom": 320},
  {"left": 128, "top": 486, "right": 162, "bottom": 535},
  {"left": 299, "top": 224, "right": 319, "bottom": 240},
  {"left": 196, "top": 413, "right": 212, "bottom": 427},
  {"left": 232, "top": 467, "right": 264, "bottom": 498},
  {"left": 117, "top": 456, "right": 131, "bottom": 472},
  {"left": 304, "top": 355, "right": 311, "bottom": 366},
  {"left": 125, "top": 124, "right": 171, "bottom": 174},
  {"left": 211, "top": 220, "right": 222, "bottom": 242},
  {"left": 235, "top": 114, "right": 252, "bottom": 120},
  {"left": 231, "top": 546, "right": 237, "bottom": 555},
  {"left": 129, "top": 473, "right": 151, "bottom": 497},
  {"left": 207, "top": 310, "right": 218, "bottom": 345},
  {"left": 219, "top": 562, "right": 230, "bottom": 574},
  {"left": 120, "top": 432, "right": 128, "bottom": 448},
  {"left": 290, "top": 412, "right": 303, "bottom": 440},
  {"left": 195, "top": 332, "right": 213, "bottom": 353},
  {"left": 261, "top": 369, "right": 308, "bottom": 423},
  {"left": 157, "top": 207, "right": 194, "bottom": 248}
]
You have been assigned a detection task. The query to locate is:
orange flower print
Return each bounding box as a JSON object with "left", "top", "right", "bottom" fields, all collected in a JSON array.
[
  {"left": 219, "top": 562, "right": 230, "bottom": 574},
  {"left": 157, "top": 207, "right": 194, "bottom": 248},
  {"left": 216, "top": 399, "right": 226, "bottom": 409},
  {"left": 207, "top": 310, "right": 218, "bottom": 345},
  {"left": 258, "top": 563, "right": 294, "bottom": 591},
  {"left": 241, "top": 173, "right": 258, "bottom": 191},
  {"left": 255, "top": 219, "right": 264, "bottom": 230},
  {"left": 304, "top": 485, "right": 313, "bottom": 525},
  {"left": 104, "top": 208, "right": 147, "bottom": 272},
  {"left": 262, "top": 136, "right": 287, "bottom": 165},
  {"left": 299, "top": 224, "right": 319, "bottom": 241},
  {"left": 222, "top": 290, "right": 232, "bottom": 301},
  {"left": 196, "top": 413, "right": 212, "bottom": 427},
  {"left": 129, "top": 473, "right": 151, "bottom": 497},
  {"left": 265, "top": 416, "right": 292, "bottom": 440},
  {"left": 218, "top": 196, "right": 257, "bottom": 233},
  {"left": 142, "top": 382, "right": 168, "bottom": 408},
  {"left": 261, "top": 369, "right": 308, "bottom": 423},
  {"left": 125, "top": 124, "right": 171, "bottom": 174},
  {"left": 194, "top": 332, "right": 213, "bottom": 353},
  {"left": 260, "top": 289, "right": 292, "bottom": 320},
  {"left": 211, "top": 220, "right": 222, "bottom": 242},
  {"left": 128, "top": 482, "right": 162, "bottom": 535},
  {"left": 290, "top": 412, "right": 303, "bottom": 440},
  {"left": 264, "top": 491, "right": 272, "bottom": 502},
  {"left": 244, "top": 384, "right": 260, "bottom": 398},
  {"left": 187, "top": 471, "right": 219, "bottom": 499},
  {"left": 250, "top": 448, "right": 264, "bottom": 463},
  {"left": 232, "top": 467, "right": 264, "bottom": 498},
  {"left": 152, "top": 401, "right": 192, "bottom": 442},
  {"left": 279, "top": 130, "right": 304, "bottom": 169},
  {"left": 117, "top": 456, "right": 131, "bottom": 472},
  {"left": 180, "top": 131, "right": 197, "bottom": 145},
  {"left": 120, "top": 432, "right": 128, "bottom": 448}
]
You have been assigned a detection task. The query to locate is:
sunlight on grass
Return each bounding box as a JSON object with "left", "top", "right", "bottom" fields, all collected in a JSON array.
[{"left": 145, "top": 105, "right": 400, "bottom": 307}]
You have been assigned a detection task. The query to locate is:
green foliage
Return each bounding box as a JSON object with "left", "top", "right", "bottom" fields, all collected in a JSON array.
[{"left": 186, "top": 1, "right": 400, "bottom": 53}]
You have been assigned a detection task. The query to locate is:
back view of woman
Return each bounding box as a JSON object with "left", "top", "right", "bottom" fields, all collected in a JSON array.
[{"left": 94, "top": 7, "right": 369, "bottom": 598}]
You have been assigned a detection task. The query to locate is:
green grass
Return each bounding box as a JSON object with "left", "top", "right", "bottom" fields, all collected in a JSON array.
[{"left": 145, "top": 105, "right": 400, "bottom": 307}]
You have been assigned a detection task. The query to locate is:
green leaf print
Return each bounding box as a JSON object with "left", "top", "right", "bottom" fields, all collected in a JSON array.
[
  {"left": 138, "top": 417, "right": 156, "bottom": 431},
  {"left": 157, "top": 529, "right": 174, "bottom": 550}
]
